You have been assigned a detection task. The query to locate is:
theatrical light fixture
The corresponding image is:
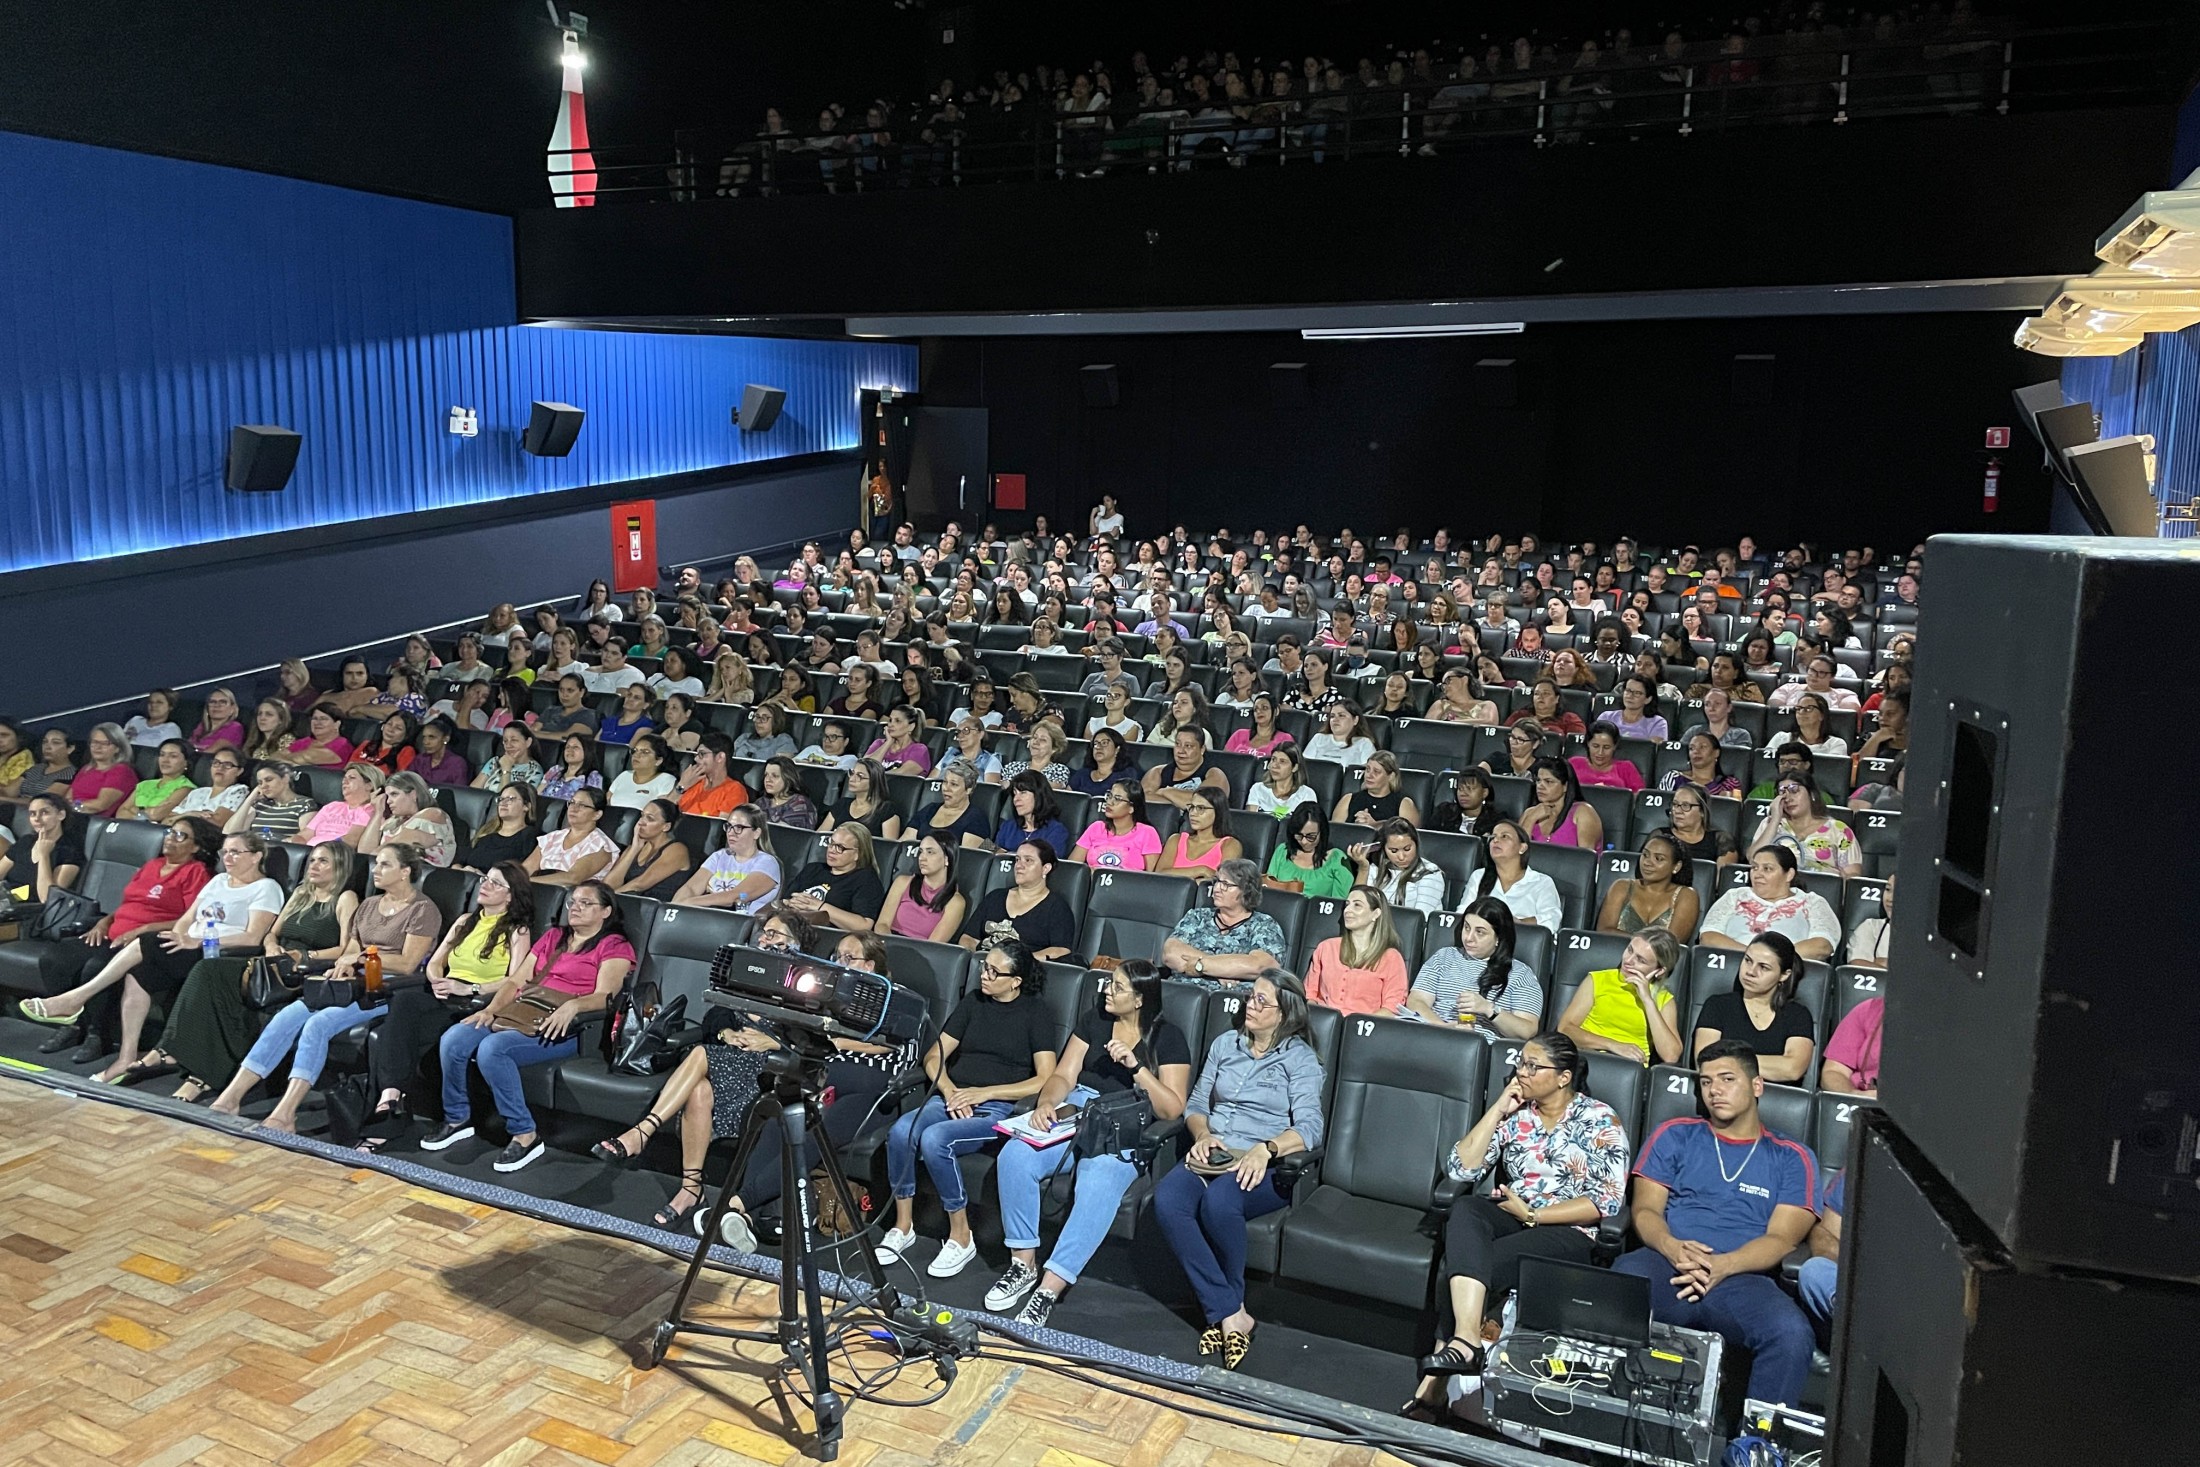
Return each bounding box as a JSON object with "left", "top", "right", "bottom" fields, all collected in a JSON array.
[
  {"left": 2038, "top": 270, "right": 2200, "bottom": 336},
  {"left": 2094, "top": 168, "right": 2200, "bottom": 278},
  {"left": 1300, "top": 322, "right": 1526, "bottom": 340},
  {"left": 2012, "top": 316, "right": 2143, "bottom": 357}
]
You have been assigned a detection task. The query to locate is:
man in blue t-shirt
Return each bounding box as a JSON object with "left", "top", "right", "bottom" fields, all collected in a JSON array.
[{"left": 1614, "top": 1039, "right": 1820, "bottom": 1406}]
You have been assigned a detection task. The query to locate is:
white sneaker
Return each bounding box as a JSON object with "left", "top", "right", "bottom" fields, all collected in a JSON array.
[
  {"left": 720, "top": 1208, "right": 758, "bottom": 1254},
  {"left": 874, "top": 1228, "right": 916, "bottom": 1266},
  {"left": 926, "top": 1236, "right": 978, "bottom": 1278},
  {"left": 983, "top": 1259, "right": 1039, "bottom": 1312}
]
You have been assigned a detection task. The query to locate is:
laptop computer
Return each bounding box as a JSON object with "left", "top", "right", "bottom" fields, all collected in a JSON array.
[{"left": 1513, "top": 1257, "right": 1653, "bottom": 1350}]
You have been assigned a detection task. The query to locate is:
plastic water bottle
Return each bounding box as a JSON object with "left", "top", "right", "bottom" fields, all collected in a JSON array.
[{"left": 198, "top": 909, "right": 222, "bottom": 959}]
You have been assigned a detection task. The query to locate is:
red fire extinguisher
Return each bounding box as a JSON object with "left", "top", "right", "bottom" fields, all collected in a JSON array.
[{"left": 1982, "top": 456, "right": 2001, "bottom": 514}]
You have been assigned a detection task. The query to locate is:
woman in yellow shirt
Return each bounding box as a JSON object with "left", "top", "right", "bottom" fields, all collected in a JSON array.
[
  {"left": 1557, "top": 928, "right": 1686, "bottom": 1066},
  {"left": 364, "top": 861, "right": 539, "bottom": 1126}
]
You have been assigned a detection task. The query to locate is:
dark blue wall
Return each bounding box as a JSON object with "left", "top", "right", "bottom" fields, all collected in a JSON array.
[
  {"left": 0, "top": 128, "right": 913, "bottom": 574},
  {"left": 1, "top": 454, "right": 866, "bottom": 719}
]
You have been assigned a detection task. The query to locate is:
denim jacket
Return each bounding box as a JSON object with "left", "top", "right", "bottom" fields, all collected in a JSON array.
[{"left": 1186, "top": 1030, "right": 1326, "bottom": 1152}]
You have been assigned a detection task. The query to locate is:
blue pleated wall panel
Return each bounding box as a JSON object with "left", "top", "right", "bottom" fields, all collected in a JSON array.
[
  {"left": 2059, "top": 327, "right": 2199, "bottom": 539},
  {"left": 0, "top": 129, "right": 914, "bottom": 573}
]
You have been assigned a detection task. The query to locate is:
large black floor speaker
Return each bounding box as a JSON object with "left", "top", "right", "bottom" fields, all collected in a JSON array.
[
  {"left": 1828, "top": 1109, "right": 2200, "bottom": 1467},
  {"left": 1885, "top": 534, "right": 2199, "bottom": 1281}
]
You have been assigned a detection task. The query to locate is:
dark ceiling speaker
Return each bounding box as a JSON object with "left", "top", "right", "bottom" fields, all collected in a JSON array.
[
  {"left": 1470, "top": 357, "right": 1518, "bottom": 409},
  {"left": 733, "top": 383, "right": 787, "bottom": 433},
  {"left": 225, "top": 425, "right": 302, "bottom": 492},
  {"left": 1730, "top": 352, "right": 1777, "bottom": 406},
  {"left": 1079, "top": 363, "right": 1121, "bottom": 408},
  {"left": 1269, "top": 361, "right": 1312, "bottom": 409},
  {"left": 523, "top": 401, "right": 586, "bottom": 457}
]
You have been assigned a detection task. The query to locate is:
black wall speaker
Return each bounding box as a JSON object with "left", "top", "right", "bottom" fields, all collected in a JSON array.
[
  {"left": 1079, "top": 363, "right": 1121, "bottom": 409},
  {"left": 1470, "top": 357, "right": 1518, "bottom": 408},
  {"left": 225, "top": 425, "right": 302, "bottom": 492},
  {"left": 1731, "top": 352, "right": 1777, "bottom": 406},
  {"left": 735, "top": 383, "right": 787, "bottom": 433},
  {"left": 1269, "top": 361, "right": 1312, "bottom": 409},
  {"left": 1887, "top": 533, "right": 2199, "bottom": 1281},
  {"left": 523, "top": 401, "right": 586, "bottom": 457},
  {"left": 1828, "top": 1110, "right": 2200, "bottom": 1467}
]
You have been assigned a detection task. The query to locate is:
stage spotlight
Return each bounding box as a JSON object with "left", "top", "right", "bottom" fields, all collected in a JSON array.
[{"left": 2095, "top": 168, "right": 2200, "bottom": 277}]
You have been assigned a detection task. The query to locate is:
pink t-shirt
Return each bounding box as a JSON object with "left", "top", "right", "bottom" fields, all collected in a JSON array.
[
  {"left": 529, "top": 928, "right": 638, "bottom": 997},
  {"left": 69, "top": 762, "right": 140, "bottom": 811},
  {"left": 1570, "top": 755, "right": 1645, "bottom": 792},
  {"left": 288, "top": 735, "right": 355, "bottom": 763},
  {"left": 302, "top": 799, "right": 373, "bottom": 845},
  {"left": 191, "top": 721, "right": 246, "bottom": 752},
  {"left": 1823, "top": 996, "right": 1884, "bottom": 1090},
  {"left": 1076, "top": 820, "right": 1162, "bottom": 870}
]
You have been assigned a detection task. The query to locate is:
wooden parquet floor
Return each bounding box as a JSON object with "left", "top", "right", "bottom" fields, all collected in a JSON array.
[{"left": 0, "top": 1086, "right": 1408, "bottom": 1467}]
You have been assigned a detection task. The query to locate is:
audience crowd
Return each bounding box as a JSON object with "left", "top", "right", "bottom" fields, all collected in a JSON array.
[{"left": 1, "top": 506, "right": 1916, "bottom": 1420}]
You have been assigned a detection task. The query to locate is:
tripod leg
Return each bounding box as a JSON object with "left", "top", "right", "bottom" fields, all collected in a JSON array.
[
  {"left": 779, "top": 1094, "right": 846, "bottom": 1460},
  {"left": 646, "top": 1086, "right": 777, "bottom": 1366},
  {"left": 810, "top": 1113, "right": 904, "bottom": 1308}
]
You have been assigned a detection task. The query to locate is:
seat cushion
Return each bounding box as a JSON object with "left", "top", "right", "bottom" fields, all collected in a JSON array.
[
  {"left": 1278, "top": 1185, "right": 1439, "bottom": 1311},
  {"left": 555, "top": 1055, "right": 666, "bottom": 1122},
  {"left": 0, "top": 941, "right": 74, "bottom": 997}
]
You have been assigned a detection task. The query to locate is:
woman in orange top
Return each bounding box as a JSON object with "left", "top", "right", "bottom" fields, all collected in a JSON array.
[{"left": 1302, "top": 886, "right": 1410, "bottom": 1017}]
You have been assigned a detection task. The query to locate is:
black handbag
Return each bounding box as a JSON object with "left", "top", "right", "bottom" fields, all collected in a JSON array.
[
  {"left": 323, "top": 1072, "right": 376, "bottom": 1147},
  {"left": 25, "top": 886, "right": 99, "bottom": 943},
  {"left": 244, "top": 955, "right": 305, "bottom": 1009},
  {"left": 1072, "top": 1086, "right": 1156, "bottom": 1163},
  {"left": 610, "top": 993, "right": 690, "bottom": 1076}
]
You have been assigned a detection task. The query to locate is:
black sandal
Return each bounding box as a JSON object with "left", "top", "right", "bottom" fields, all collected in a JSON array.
[
  {"left": 371, "top": 1090, "right": 407, "bottom": 1120},
  {"left": 592, "top": 1114, "right": 660, "bottom": 1166},
  {"left": 1398, "top": 1395, "right": 1443, "bottom": 1423},
  {"left": 653, "top": 1168, "right": 706, "bottom": 1229},
  {"left": 112, "top": 1055, "right": 179, "bottom": 1087},
  {"left": 1417, "top": 1341, "right": 1486, "bottom": 1378}
]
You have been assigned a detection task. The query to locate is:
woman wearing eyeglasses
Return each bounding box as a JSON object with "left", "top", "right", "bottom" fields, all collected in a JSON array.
[
  {"left": 673, "top": 807, "right": 782, "bottom": 912},
  {"left": 1407, "top": 1032, "right": 1628, "bottom": 1418},
  {"left": 1155, "top": 967, "right": 1325, "bottom": 1371},
  {"left": 1748, "top": 777, "right": 1861, "bottom": 878},
  {"left": 982, "top": 959, "right": 1194, "bottom": 1328}
]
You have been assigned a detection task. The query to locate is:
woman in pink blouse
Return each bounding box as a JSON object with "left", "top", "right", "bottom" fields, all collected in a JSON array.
[
  {"left": 1301, "top": 886, "right": 1409, "bottom": 1017},
  {"left": 422, "top": 880, "right": 636, "bottom": 1172}
]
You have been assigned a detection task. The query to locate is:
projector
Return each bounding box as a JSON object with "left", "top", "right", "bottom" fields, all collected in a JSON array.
[{"left": 708, "top": 945, "right": 927, "bottom": 1043}]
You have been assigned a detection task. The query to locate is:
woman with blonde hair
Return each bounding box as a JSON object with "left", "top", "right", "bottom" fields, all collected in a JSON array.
[
  {"left": 708, "top": 651, "right": 757, "bottom": 706},
  {"left": 1302, "top": 886, "right": 1409, "bottom": 1016}
]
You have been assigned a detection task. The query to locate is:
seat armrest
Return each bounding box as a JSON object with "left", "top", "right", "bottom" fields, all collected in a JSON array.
[
  {"left": 1136, "top": 1115, "right": 1186, "bottom": 1167},
  {"left": 1592, "top": 1213, "right": 1631, "bottom": 1267},
  {"left": 1780, "top": 1244, "right": 1813, "bottom": 1288},
  {"left": 1423, "top": 1175, "right": 1465, "bottom": 1235},
  {"left": 1271, "top": 1146, "right": 1323, "bottom": 1191}
]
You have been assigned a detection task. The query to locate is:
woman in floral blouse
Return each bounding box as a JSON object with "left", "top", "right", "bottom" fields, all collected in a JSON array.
[{"left": 1406, "top": 1032, "right": 1630, "bottom": 1416}]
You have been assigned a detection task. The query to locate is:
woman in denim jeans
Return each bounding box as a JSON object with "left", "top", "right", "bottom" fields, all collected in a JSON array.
[
  {"left": 982, "top": 960, "right": 1193, "bottom": 1328},
  {"left": 209, "top": 844, "right": 442, "bottom": 1130},
  {"left": 875, "top": 940, "right": 1059, "bottom": 1280},
  {"left": 1153, "top": 967, "right": 1326, "bottom": 1370}
]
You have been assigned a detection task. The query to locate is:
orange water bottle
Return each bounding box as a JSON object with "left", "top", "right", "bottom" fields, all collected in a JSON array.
[{"left": 363, "top": 945, "right": 383, "bottom": 998}]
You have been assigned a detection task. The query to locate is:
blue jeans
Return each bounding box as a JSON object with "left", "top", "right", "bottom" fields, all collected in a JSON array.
[
  {"left": 1797, "top": 1256, "right": 1838, "bottom": 1333},
  {"left": 439, "top": 1021, "right": 577, "bottom": 1138},
  {"left": 241, "top": 999, "right": 374, "bottom": 1088},
  {"left": 886, "top": 1094, "right": 1013, "bottom": 1214},
  {"left": 1615, "top": 1248, "right": 1816, "bottom": 1407},
  {"left": 994, "top": 1086, "right": 1142, "bottom": 1286},
  {"left": 1152, "top": 1161, "right": 1290, "bottom": 1324}
]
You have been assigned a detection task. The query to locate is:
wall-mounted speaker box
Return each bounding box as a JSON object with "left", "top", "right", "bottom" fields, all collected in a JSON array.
[
  {"left": 1888, "top": 534, "right": 2199, "bottom": 1280},
  {"left": 735, "top": 383, "right": 787, "bottom": 433},
  {"left": 1269, "top": 361, "right": 1312, "bottom": 409},
  {"left": 523, "top": 401, "right": 586, "bottom": 457},
  {"left": 1731, "top": 352, "right": 1777, "bottom": 406},
  {"left": 1080, "top": 363, "right": 1121, "bottom": 408},
  {"left": 225, "top": 425, "right": 302, "bottom": 491},
  {"left": 2062, "top": 436, "right": 2159, "bottom": 535},
  {"left": 1828, "top": 1110, "right": 2200, "bottom": 1467},
  {"left": 1470, "top": 357, "right": 1518, "bottom": 408}
]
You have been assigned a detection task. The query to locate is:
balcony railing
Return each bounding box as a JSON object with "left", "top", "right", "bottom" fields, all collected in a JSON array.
[{"left": 547, "top": 20, "right": 2187, "bottom": 205}]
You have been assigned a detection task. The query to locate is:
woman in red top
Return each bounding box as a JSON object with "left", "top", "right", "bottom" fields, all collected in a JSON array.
[
  {"left": 347, "top": 711, "right": 420, "bottom": 775},
  {"left": 1505, "top": 678, "right": 1587, "bottom": 737},
  {"left": 21, "top": 818, "right": 223, "bottom": 1049},
  {"left": 422, "top": 880, "right": 636, "bottom": 1172}
]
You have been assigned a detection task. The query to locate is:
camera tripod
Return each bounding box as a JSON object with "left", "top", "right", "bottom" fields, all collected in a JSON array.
[{"left": 638, "top": 1029, "right": 911, "bottom": 1461}]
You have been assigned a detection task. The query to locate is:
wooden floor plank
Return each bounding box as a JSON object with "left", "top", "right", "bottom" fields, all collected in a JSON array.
[{"left": 0, "top": 1087, "right": 1409, "bottom": 1467}]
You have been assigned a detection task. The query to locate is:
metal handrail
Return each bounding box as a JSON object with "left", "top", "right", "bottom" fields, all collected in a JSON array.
[{"left": 544, "top": 19, "right": 2182, "bottom": 203}]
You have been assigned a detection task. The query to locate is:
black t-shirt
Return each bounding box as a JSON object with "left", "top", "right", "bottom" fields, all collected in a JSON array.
[
  {"left": 464, "top": 827, "right": 538, "bottom": 870},
  {"left": 1154, "top": 757, "right": 1220, "bottom": 792},
  {"left": 1072, "top": 1009, "right": 1191, "bottom": 1095},
  {"left": 7, "top": 834, "right": 87, "bottom": 889},
  {"left": 943, "top": 994, "right": 1060, "bottom": 1089},
  {"left": 1692, "top": 990, "right": 1815, "bottom": 1064},
  {"left": 826, "top": 799, "right": 894, "bottom": 838},
  {"left": 787, "top": 862, "right": 888, "bottom": 919},
  {"left": 1344, "top": 787, "right": 1405, "bottom": 824},
  {"left": 960, "top": 886, "right": 1077, "bottom": 954},
  {"left": 917, "top": 801, "right": 992, "bottom": 846},
  {"left": 1671, "top": 828, "right": 1738, "bottom": 864}
]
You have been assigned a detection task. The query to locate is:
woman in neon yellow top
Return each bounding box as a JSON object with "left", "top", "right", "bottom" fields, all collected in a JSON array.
[
  {"left": 363, "top": 860, "right": 538, "bottom": 1125},
  {"left": 128, "top": 739, "right": 198, "bottom": 824},
  {"left": 1557, "top": 928, "right": 1686, "bottom": 1066}
]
